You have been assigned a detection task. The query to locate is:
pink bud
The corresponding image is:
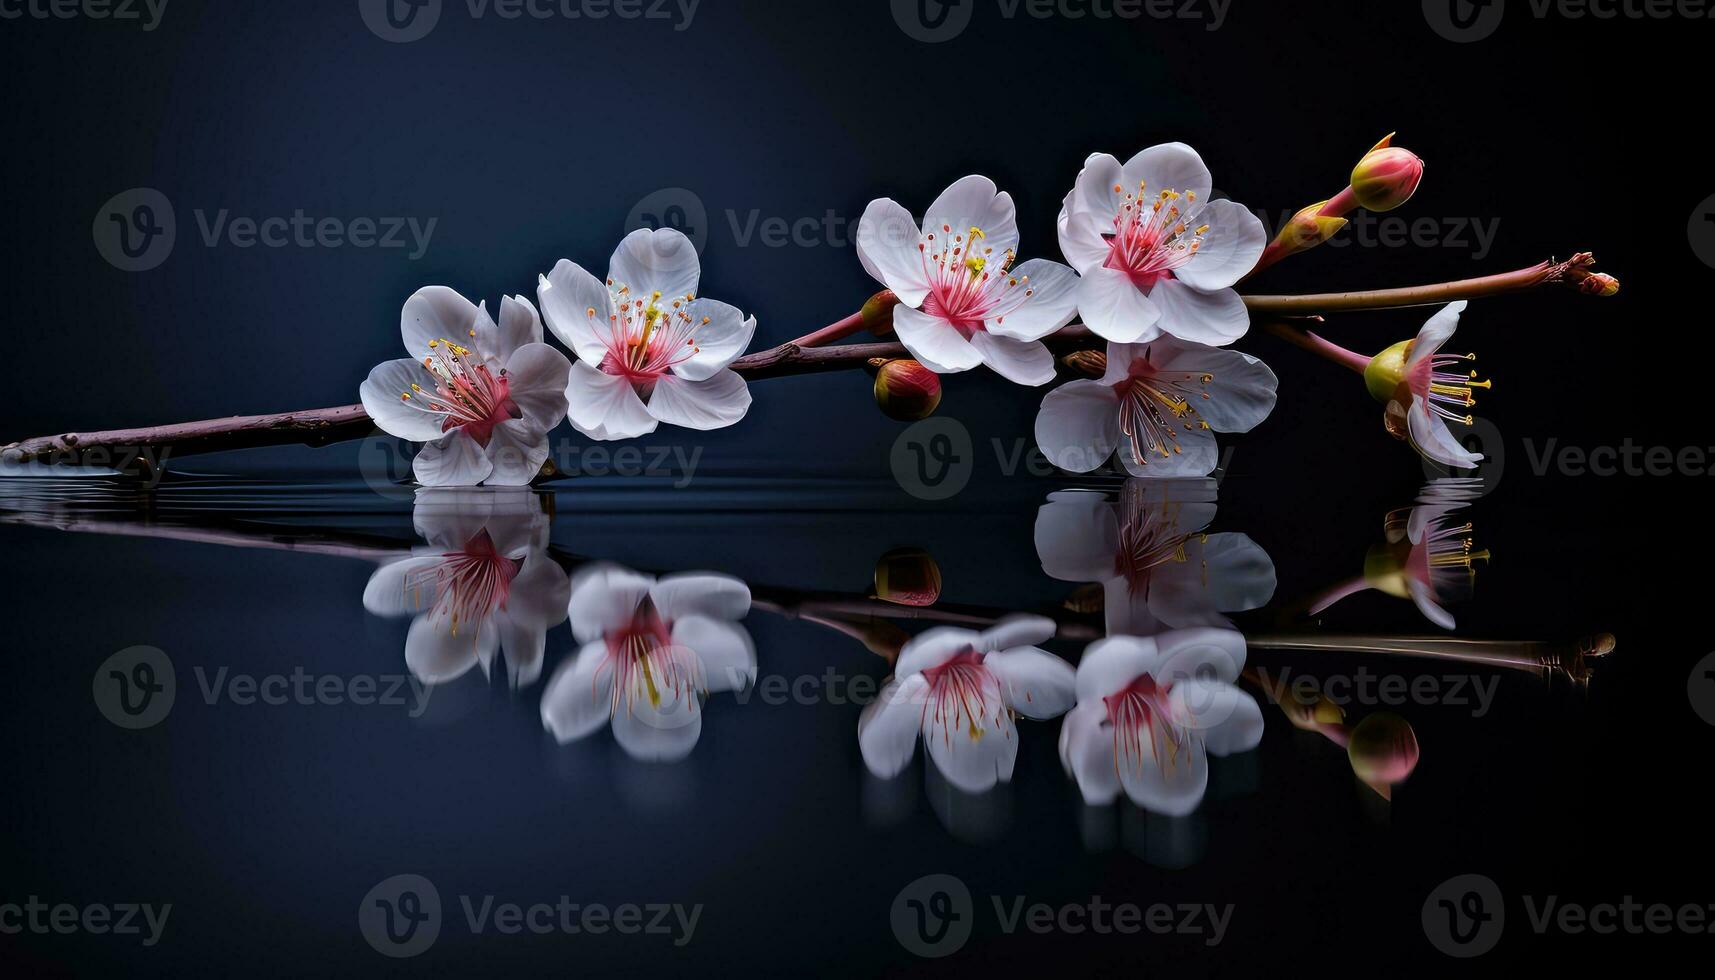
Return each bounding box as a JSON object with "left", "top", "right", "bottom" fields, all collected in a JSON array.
[
  {"left": 873, "top": 547, "right": 942, "bottom": 607},
  {"left": 1350, "top": 134, "right": 1424, "bottom": 213},
  {"left": 873, "top": 359, "right": 942, "bottom": 421},
  {"left": 1347, "top": 712, "right": 1420, "bottom": 795}
]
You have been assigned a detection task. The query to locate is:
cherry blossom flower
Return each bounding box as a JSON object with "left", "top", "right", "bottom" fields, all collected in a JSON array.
[
  {"left": 1059, "top": 630, "right": 1263, "bottom": 816},
  {"left": 361, "top": 288, "right": 572, "bottom": 487},
  {"left": 1035, "top": 481, "right": 1275, "bottom": 636},
  {"left": 858, "top": 616, "right": 1075, "bottom": 793},
  {"left": 1369, "top": 302, "right": 1489, "bottom": 469},
  {"left": 538, "top": 229, "right": 755, "bottom": 440},
  {"left": 540, "top": 564, "right": 755, "bottom": 762},
  {"left": 855, "top": 176, "right": 1079, "bottom": 385},
  {"left": 1033, "top": 337, "right": 1277, "bottom": 478},
  {"left": 1057, "top": 143, "right": 1266, "bottom": 345},
  {"left": 362, "top": 489, "right": 570, "bottom": 687}
]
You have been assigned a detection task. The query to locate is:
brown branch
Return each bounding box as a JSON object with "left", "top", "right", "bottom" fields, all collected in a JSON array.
[
  {"left": 0, "top": 341, "right": 909, "bottom": 472},
  {"left": 1240, "top": 252, "right": 1617, "bottom": 316}
]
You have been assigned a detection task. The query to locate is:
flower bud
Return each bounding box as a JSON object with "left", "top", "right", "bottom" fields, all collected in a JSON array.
[
  {"left": 873, "top": 547, "right": 942, "bottom": 607},
  {"left": 861, "top": 290, "right": 900, "bottom": 338},
  {"left": 1271, "top": 200, "right": 1349, "bottom": 255},
  {"left": 1060, "top": 349, "right": 1107, "bottom": 378},
  {"left": 1347, "top": 712, "right": 1420, "bottom": 794},
  {"left": 1350, "top": 134, "right": 1424, "bottom": 213},
  {"left": 873, "top": 359, "right": 942, "bottom": 421},
  {"left": 1579, "top": 272, "right": 1620, "bottom": 297}
]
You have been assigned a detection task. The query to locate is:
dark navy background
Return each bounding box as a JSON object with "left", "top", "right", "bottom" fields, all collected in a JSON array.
[{"left": 3, "top": 1, "right": 1712, "bottom": 977}]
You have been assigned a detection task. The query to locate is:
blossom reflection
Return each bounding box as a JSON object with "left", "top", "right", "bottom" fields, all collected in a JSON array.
[
  {"left": 540, "top": 564, "right": 756, "bottom": 762},
  {"left": 1035, "top": 479, "right": 1275, "bottom": 634},
  {"left": 363, "top": 488, "right": 569, "bottom": 688},
  {"left": 1309, "top": 477, "right": 1489, "bottom": 629}
]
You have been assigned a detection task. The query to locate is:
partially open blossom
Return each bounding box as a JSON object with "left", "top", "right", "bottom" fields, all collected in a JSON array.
[
  {"left": 1365, "top": 301, "right": 1489, "bottom": 469},
  {"left": 858, "top": 616, "right": 1075, "bottom": 793},
  {"left": 1349, "top": 134, "right": 1425, "bottom": 213},
  {"left": 873, "top": 359, "right": 942, "bottom": 421},
  {"left": 540, "top": 563, "right": 755, "bottom": 762},
  {"left": 1035, "top": 481, "right": 1275, "bottom": 635},
  {"left": 538, "top": 228, "right": 756, "bottom": 441},
  {"left": 1310, "top": 478, "right": 1489, "bottom": 629},
  {"left": 363, "top": 489, "right": 569, "bottom": 687},
  {"left": 1034, "top": 336, "right": 1277, "bottom": 478},
  {"left": 1059, "top": 630, "right": 1263, "bottom": 815},
  {"left": 855, "top": 176, "right": 1080, "bottom": 385},
  {"left": 360, "top": 287, "right": 571, "bottom": 487},
  {"left": 1058, "top": 143, "right": 1267, "bottom": 346}
]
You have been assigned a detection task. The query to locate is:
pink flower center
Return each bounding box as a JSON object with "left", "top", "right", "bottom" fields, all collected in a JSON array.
[
  {"left": 920, "top": 648, "right": 1002, "bottom": 743},
  {"left": 395, "top": 339, "right": 521, "bottom": 447},
  {"left": 599, "top": 603, "right": 704, "bottom": 715},
  {"left": 405, "top": 528, "right": 522, "bottom": 636},
  {"left": 1112, "top": 355, "right": 1215, "bottom": 466},
  {"left": 1101, "top": 183, "right": 1208, "bottom": 289},
  {"left": 1113, "top": 502, "right": 1198, "bottom": 600},
  {"left": 1102, "top": 673, "right": 1190, "bottom": 773},
  {"left": 916, "top": 224, "right": 1034, "bottom": 337},
  {"left": 1406, "top": 344, "right": 1491, "bottom": 427},
  {"left": 585, "top": 283, "right": 709, "bottom": 386}
]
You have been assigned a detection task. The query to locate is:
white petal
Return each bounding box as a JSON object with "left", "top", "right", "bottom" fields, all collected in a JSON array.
[
  {"left": 1060, "top": 702, "right": 1120, "bottom": 805},
  {"left": 566, "top": 564, "right": 654, "bottom": 644},
  {"left": 360, "top": 358, "right": 447, "bottom": 443},
  {"left": 485, "top": 294, "right": 544, "bottom": 359},
  {"left": 1116, "top": 728, "right": 1208, "bottom": 817},
  {"left": 1409, "top": 301, "right": 1467, "bottom": 367},
  {"left": 1409, "top": 579, "right": 1458, "bottom": 630},
  {"left": 970, "top": 332, "right": 1054, "bottom": 386},
  {"left": 1059, "top": 205, "right": 1115, "bottom": 275},
  {"left": 1116, "top": 417, "right": 1219, "bottom": 479},
  {"left": 401, "top": 286, "right": 481, "bottom": 361},
  {"left": 565, "top": 361, "right": 657, "bottom": 441},
  {"left": 1121, "top": 142, "right": 1213, "bottom": 202},
  {"left": 538, "top": 259, "right": 617, "bottom": 367},
  {"left": 855, "top": 198, "right": 929, "bottom": 306},
  {"left": 1166, "top": 678, "right": 1263, "bottom": 756},
  {"left": 985, "top": 647, "right": 1075, "bottom": 719},
  {"left": 1172, "top": 199, "right": 1266, "bottom": 291},
  {"left": 985, "top": 258, "right": 1079, "bottom": 341},
  {"left": 645, "top": 370, "right": 751, "bottom": 430},
  {"left": 891, "top": 305, "right": 982, "bottom": 374},
  {"left": 404, "top": 614, "right": 493, "bottom": 684},
  {"left": 541, "top": 640, "right": 616, "bottom": 743},
  {"left": 611, "top": 699, "right": 703, "bottom": 762},
  {"left": 482, "top": 421, "right": 549, "bottom": 486},
  {"left": 1034, "top": 490, "right": 1120, "bottom": 581},
  {"left": 608, "top": 227, "right": 700, "bottom": 301},
  {"left": 650, "top": 573, "right": 751, "bottom": 622},
  {"left": 1408, "top": 400, "right": 1483, "bottom": 469},
  {"left": 924, "top": 175, "right": 1019, "bottom": 259},
  {"left": 896, "top": 627, "right": 983, "bottom": 678},
  {"left": 496, "top": 619, "right": 546, "bottom": 688},
  {"left": 1077, "top": 265, "right": 1162, "bottom": 343},
  {"left": 503, "top": 342, "right": 572, "bottom": 430},
  {"left": 1141, "top": 335, "right": 1278, "bottom": 432},
  {"left": 413, "top": 431, "right": 494, "bottom": 487},
  {"left": 1075, "top": 635, "right": 1162, "bottom": 702},
  {"left": 362, "top": 556, "right": 444, "bottom": 617},
  {"left": 1145, "top": 534, "right": 1276, "bottom": 628},
  {"left": 858, "top": 673, "right": 930, "bottom": 779},
  {"left": 978, "top": 614, "right": 1058, "bottom": 652},
  {"left": 1034, "top": 379, "right": 1121, "bottom": 473},
  {"left": 1068, "top": 152, "right": 1125, "bottom": 224},
  {"left": 1153, "top": 627, "right": 1249, "bottom": 685},
  {"left": 922, "top": 671, "right": 1017, "bottom": 793},
  {"left": 1150, "top": 279, "right": 1250, "bottom": 347},
  {"left": 504, "top": 552, "right": 572, "bottom": 627},
  {"left": 672, "top": 299, "right": 755, "bottom": 380},
  {"left": 672, "top": 615, "right": 756, "bottom": 693}
]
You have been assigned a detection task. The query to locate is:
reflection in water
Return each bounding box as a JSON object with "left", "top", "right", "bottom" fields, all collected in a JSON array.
[
  {"left": 540, "top": 564, "right": 757, "bottom": 762},
  {"left": 1036, "top": 480, "right": 1275, "bottom": 634},
  {"left": 1060, "top": 629, "right": 1264, "bottom": 816},
  {"left": 858, "top": 616, "right": 1075, "bottom": 794},
  {"left": 362, "top": 489, "right": 570, "bottom": 687},
  {"left": 1309, "top": 477, "right": 1489, "bottom": 629}
]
